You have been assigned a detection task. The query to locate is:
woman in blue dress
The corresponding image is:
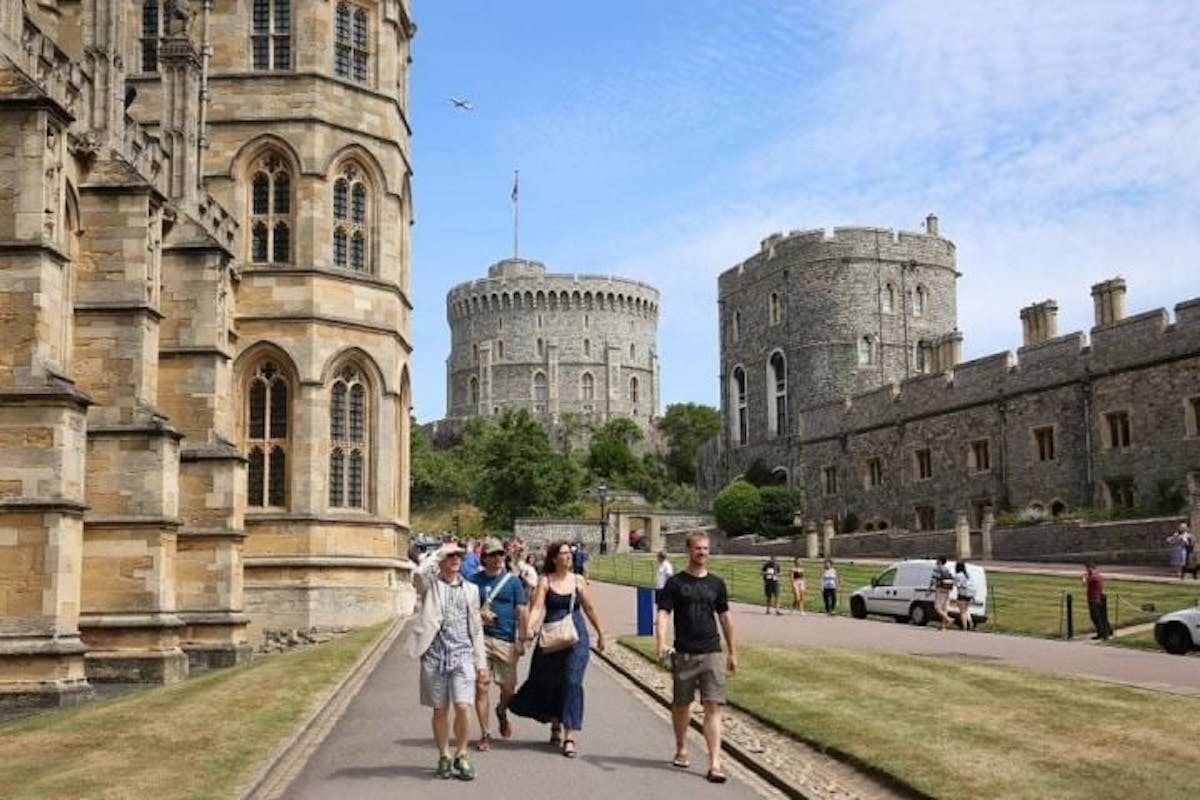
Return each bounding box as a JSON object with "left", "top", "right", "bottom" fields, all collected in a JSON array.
[{"left": 509, "top": 540, "right": 606, "bottom": 758}]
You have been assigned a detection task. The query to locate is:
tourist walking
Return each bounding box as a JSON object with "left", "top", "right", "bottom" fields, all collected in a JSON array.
[
  {"left": 820, "top": 559, "right": 839, "bottom": 614},
  {"left": 1083, "top": 562, "right": 1113, "bottom": 640},
  {"left": 952, "top": 561, "right": 974, "bottom": 631},
  {"left": 1168, "top": 523, "right": 1196, "bottom": 580},
  {"left": 930, "top": 555, "right": 955, "bottom": 631},
  {"left": 761, "top": 556, "right": 782, "bottom": 615},
  {"left": 508, "top": 540, "right": 606, "bottom": 758},
  {"left": 571, "top": 542, "right": 590, "bottom": 578},
  {"left": 655, "top": 531, "right": 737, "bottom": 784},
  {"left": 467, "top": 538, "right": 529, "bottom": 751},
  {"left": 399, "top": 542, "right": 487, "bottom": 781},
  {"left": 655, "top": 550, "right": 675, "bottom": 594},
  {"left": 790, "top": 557, "right": 806, "bottom": 614}
]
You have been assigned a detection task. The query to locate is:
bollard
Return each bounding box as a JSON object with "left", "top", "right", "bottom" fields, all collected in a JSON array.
[
  {"left": 1065, "top": 593, "right": 1074, "bottom": 639},
  {"left": 636, "top": 586, "right": 655, "bottom": 636}
]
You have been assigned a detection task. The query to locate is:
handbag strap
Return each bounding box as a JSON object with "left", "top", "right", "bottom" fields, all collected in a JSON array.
[{"left": 483, "top": 572, "right": 513, "bottom": 609}]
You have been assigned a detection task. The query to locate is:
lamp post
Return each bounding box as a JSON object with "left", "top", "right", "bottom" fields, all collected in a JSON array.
[
  {"left": 452, "top": 511, "right": 461, "bottom": 541},
  {"left": 597, "top": 484, "right": 609, "bottom": 555}
]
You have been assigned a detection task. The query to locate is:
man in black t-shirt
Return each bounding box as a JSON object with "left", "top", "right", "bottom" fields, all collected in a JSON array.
[{"left": 655, "top": 531, "right": 738, "bottom": 784}]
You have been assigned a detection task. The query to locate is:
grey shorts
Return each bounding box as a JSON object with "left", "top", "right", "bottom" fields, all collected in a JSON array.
[
  {"left": 419, "top": 658, "right": 476, "bottom": 709},
  {"left": 671, "top": 651, "right": 726, "bottom": 706}
]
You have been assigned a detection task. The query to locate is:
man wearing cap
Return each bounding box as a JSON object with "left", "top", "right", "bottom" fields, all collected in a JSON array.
[
  {"left": 467, "top": 537, "right": 529, "bottom": 750},
  {"left": 401, "top": 542, "right": 488, "bottom": 780}
]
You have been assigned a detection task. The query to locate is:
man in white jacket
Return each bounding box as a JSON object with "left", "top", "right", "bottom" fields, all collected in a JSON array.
[{"left": 401, "top": 542, "right": 488, "bottom": 780}]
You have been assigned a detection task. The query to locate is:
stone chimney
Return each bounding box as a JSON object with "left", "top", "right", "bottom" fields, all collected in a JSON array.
[
  {"left": 1020, "top": 300, "right": 1059, "bottom": 347},
  {"left": 925, "top": 213, "right": 939, "bottom": 236},
  {"left": 1091, "top": 278, "right": 1127, "bottom": 328},
  {"left": 934, "top": 330, "right": 963, "bottom": 370}
]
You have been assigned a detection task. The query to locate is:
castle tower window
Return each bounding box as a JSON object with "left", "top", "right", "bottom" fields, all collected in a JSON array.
[
  {"left": 533, "top": 372, "right": 548, "bottom": 413},
  {"left": 332, "top": 165, "right": 370, "bottom": 272},
  {"left": 914, "top": 285, "right": 927, "bottom": 317},
  {"left": 246, "top": 361, "right": 289, "bottom": 507},
  {"left": 857, "top": 335, "right": 875, "bottom": 366},
  {"left": 1033, "top": 425, "right": 1056, "bottom": 462},
  {"left": 141, "top": 0, "right": 163, "bottom": 73},
  {"left": 581, "top": 372, "right": 594, "bottom": 402},
  {"left": 864, "top": 457, "right": 883, "bottom": 489},
  {"left": 329, "top": 366, "right": 369, "bottom": 509},
  {"left": 1187, "top": 397, "right": 1200, "bottom": 438},
  {"left": 769, "top": 293, "right": 782, "bottom": 325},
  {"left": 496, "top": 340, "right": 504, "bottom": 360},
  {"left": 914, "top": 505, "right": 935, "bottom": 531},
  {"left": 1105, "top": 478, "right": 1135, "bottom": 510},
  {"left": 767, "top": 351, "right": 786, "bottom": 438},
  {"left": 915, "top": 340, "right": 931, "bottom": 373},
  {"left": 630, "top": 344, "right": 636, "bottom": 361},
  {"left": 536, "top": 338, "right": 544, "bottom": 358},
  {"left": 249, "top": 155, "right": 292, "bottom": 264},
  {"left": 914, "top": 448, "right": 933, "bottom": 481},
  {"left": 469, "top": 376, "right": 479, "bottom": 408},
  {"left": 968, "top": 439, "right": 991, "bottom": 473},
  {"left": 730, "top": 366, "right": 748, "bottom": 446},
  {"left": 630, "top": 376, "right": 640, "bottom": 405},
  {"left": 335, "top": 3, "right": 371, "bottom": 83},
  {"left": 252, "top": 0, "right": 292, "bottom": 71},
  {"left": 583, "top": 338, "right": 591, "bottom": 358},
  {"left": 472, "top": 344, "right": 479, "bottom": 365},
  {"left": 732, "top": 311, "right": 741, "bottom": 342},
  {"left": 883, "top": 283, "right": 895, "bottom": 314},
  {"left": 821, "top": 466, "right": 838, "bottom": 497},
  {"left": 1104, "top": 410, "right": 1132, "bottom": 450}
]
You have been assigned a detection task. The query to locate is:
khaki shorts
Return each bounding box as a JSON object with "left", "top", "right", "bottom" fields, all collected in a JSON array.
[
  {"left": 671, "top": 651, "right": 726, "bottom": 706},
  {"left": 485, "top": 645, "right": 519, "bottom": 688}
]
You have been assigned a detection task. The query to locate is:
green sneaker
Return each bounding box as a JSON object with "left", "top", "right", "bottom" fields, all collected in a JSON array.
[
  {"left": 453, "top": 754, "right": 475, "bottom": 781},
  {"left": 435, "top": 755, "right": 453, "bottom": 779}
]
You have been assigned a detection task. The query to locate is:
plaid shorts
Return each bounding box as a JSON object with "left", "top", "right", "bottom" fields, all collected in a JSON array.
[{"left": 420, "top": 658, "right": 476, "bottom": 709}]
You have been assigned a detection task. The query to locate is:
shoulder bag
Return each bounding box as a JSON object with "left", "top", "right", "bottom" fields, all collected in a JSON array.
[
  {"left": 538, "top": 577, "right": 579, "bottom": 653},
  {"left": 482, "top": 573, "right": 517, "bottom": 664}
]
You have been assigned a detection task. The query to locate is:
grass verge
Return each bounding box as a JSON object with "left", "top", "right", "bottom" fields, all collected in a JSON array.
[
  {"left": 0, "top": 623, "right": 387, "bottom": 800},
  {"left": 620, "top": 635, "right": 1197, "bottom": 800},
  {"left": 589, "top": 554, "right": 1200, "bottom": 639}
]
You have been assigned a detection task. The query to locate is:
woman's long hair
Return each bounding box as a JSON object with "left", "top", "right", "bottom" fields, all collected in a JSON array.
[{"left": 543, "top": 540, "right": 571, "bottom": 576}]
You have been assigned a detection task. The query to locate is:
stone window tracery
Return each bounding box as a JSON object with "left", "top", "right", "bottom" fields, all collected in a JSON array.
[
  {"left": 335, "top": 3, "right": 371, "bottom": 83},
  {"left": 246, "top": 361, "right": 289, "bottom": 508},
  {"left": 767, "top": 351, "right": 786, "bottom": 438},
  {"left": 141, "top": 0, "right": 164, "bottom": 73},
  {"left": 249, "top": 154, "right": 292, "bottom": 264},
  {"left": 332, "top": 164, "right": 370, "bottom": 272},
  {"left": 329, "top": 365, "right": 369, "bottom": 509},
  {"left": 533, "top": 372, "right": 548, "bottom": 413},
  {"left": 252, "top": 0, "right": 291, "bottom": 70}
]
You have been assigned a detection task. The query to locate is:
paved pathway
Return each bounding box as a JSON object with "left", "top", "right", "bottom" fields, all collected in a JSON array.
[
  {"left": 283, "top": 632, "right": 775, "bottom": 799},
  {"left": 588, "top": 581, "right": 1200, "bottom": 696}
]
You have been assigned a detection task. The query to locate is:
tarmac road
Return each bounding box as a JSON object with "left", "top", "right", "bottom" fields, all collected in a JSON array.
[{"left": 587, "top": 580, "right": 1200, "bottom": 696}]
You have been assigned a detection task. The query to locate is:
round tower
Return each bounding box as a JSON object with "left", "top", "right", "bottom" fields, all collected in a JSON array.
[{"left": 446, "top": 258, "right": 660, "bottom": 428}]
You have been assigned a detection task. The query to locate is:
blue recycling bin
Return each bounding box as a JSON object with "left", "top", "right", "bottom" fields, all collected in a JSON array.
[{"left": 636, "top": 586, "right": 655, "bottom": 636}]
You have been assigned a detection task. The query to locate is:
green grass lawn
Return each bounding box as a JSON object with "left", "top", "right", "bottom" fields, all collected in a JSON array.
[
  {"left": 589, "top": 554, "right": 1200, "bottom": 639},
  {"left": 621, "top": 636, "right": 1198, "bottom": 800},
  {"left": 0, "top": 623, "right": 387, "bottom": 800}
]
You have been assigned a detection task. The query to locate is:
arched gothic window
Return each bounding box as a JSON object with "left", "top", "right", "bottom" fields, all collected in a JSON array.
[
  {"left": 468, "top": 376, "right": 479, "bottom": 408},
  {"left": 883, "top": 283, "right": 895, "bottom": 313},
  {"left": 731, "top": 366, "right": 748, "bottom": 446},
  {"left": 630, "top": 376, "right": 640, "bottom": 405},
  {"left": 915, "top": 285, "right": 927, "bottom": 316},
  {"left": 249, "top": 154, "right": 292, "bottom": 264},
  {"left": 583, "top": 338, "right": 591, "bottom": 358},
  {"left": 858, "top": 335, "right": 875, "bottom": 366},
  {"left": 629, "top": 343, "right": 636, "bottom": 360},
  {"left": 533, "top": 372, "right": 548, "bottom": 413},
  {"left": 246, "top": 361, "right": 289, "bottom": 507},
  {"left": 581, "top": 372, "right": 594, "bottom": 402},
  {"left": 252, "top": 0, "right": 291, "bottom": 70},
  {"left": 332, "top": 164, "right": 370, "bottom": 272},
  {"left": 329, "top": 365, "right": 369, "bottom": 509},
  {"left": 768, "top": 351, "right": 787, "bottom": 437},
  {"left": 334, "top": 3, "right": 370, "bottom": 83}
]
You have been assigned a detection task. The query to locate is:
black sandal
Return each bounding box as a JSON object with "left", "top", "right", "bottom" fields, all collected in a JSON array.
[
  {"left": 706, "top": 768, "right": 727, "bottom": 784},
  {"left": 562, "top": 738, "right": 577, "bottom": 758},
  {"left": 549, "top": 724, "right": 563, "bottom": 747}
]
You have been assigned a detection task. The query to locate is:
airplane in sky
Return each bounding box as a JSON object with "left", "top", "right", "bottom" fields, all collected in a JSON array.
[{"left": 449, "top": 97, "right": 473, "bottom": 111}]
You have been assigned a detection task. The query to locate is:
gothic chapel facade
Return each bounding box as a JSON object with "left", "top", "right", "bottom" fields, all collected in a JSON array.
[{"left": 0, "top": 0, "right": 415, "bottom": 708}]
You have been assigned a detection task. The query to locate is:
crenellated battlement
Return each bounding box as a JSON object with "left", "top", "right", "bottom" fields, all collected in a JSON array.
[{"left": 447, "top": 262, "right": 660, "bottom": 321}]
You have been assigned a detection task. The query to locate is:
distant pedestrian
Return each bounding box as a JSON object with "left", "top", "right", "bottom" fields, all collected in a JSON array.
[
  {"left": 462, "top": 540, "right": 482, "bottom": 578},
  {"left": 790, "top": 557, "right": 806, "bottom": 615},
  {"left": 399, "top": 543, "right": 487, "bottom": 780},
  {"left": 571, "top": 542, "right": 589, "bottom": 578},
  {"left": 517, "top": 550, "right": 540, "bottom": 595},
  {"left": 655, "top": 550, "right": 675, "bottom": 593},
  {"left": 656, "top": 531, "right": 737, "bottom": 784},
  {"left": 1082, "top": 562, "right": 1113, "bottom": 640},
  {"left": 930, "top": 555, "right": 955, "bottom": 631},
  {"left": 820, "top": 559, "right": 839, "bottom": 614},
  {"left": 952, "top": 561, "right": 974, "bottom": 631},
  {"left": 467, "top": 538, "right": 529, "bottom": 751},
  {"left": 509, "top": 540, "right": 606, "bottom": 758},
  {"left": 1168, "top": 523, "right": 1196, "bottom": 580},
  {"left": 761, "top": 556, "right": 782, "bottom": 615}
]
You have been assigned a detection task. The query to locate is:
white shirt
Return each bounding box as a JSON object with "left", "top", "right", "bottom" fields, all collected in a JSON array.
[{"left": 655, "top": 560, "right": 674, "bottom": 590}]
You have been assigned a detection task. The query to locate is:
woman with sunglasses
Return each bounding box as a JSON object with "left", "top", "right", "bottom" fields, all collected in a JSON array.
[{"left": 508, "top": 540, "right": 606, "bottom": 758}]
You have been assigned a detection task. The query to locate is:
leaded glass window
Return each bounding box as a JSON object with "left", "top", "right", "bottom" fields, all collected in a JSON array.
[
  {"left": 246, "top": 361, "right": 289, "bottom": 507},
  {"left": 329, "top": 366, "right": 368, "bottom": 509}
]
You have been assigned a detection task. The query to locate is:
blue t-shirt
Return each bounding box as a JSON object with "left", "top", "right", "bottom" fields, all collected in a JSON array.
[
  {"left": 461, "top": 550, "right": 482, "bottom": 578},
  {"left": 467, "top": 570, "right": 527, "bottom": 642}
]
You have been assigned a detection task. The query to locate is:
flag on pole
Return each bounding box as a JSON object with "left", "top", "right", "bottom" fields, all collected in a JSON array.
[{"left": 511, "top": 169, "right": 519, "bottom": 203}]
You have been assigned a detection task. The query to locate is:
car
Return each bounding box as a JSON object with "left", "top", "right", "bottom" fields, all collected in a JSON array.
[
  {"left": 850, "top": 558, "right": 989, "bottom": 627},
  {"left": 1154, "top": 606, "right": 1200, "bottom": 655}
]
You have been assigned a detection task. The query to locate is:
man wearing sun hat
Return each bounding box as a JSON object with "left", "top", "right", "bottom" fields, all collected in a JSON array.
[
  {"left": 467, "top": 537, "right": 529, "bottom": 750},
  {"left": 401, "top": 541, "right": 488, "bottom": 780}
]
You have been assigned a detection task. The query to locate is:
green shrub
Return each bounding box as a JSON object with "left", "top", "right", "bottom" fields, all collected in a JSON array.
[
  {"left": 758, "top": 485, "right": 803, "bottom": 538},
  {"left": 714, "top": 480, "right": 762, "bottom": 537}
]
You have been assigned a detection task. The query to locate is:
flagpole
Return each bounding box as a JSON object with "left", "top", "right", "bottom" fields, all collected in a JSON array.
[{"left": 512, "top": 169, "right": 520, "bottom": 259}]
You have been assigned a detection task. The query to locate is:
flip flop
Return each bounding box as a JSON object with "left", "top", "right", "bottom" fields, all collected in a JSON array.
[
  {"left": 705, "top": 769, "right": 728, "bottom": 784},
  {"left": 671, "top": 755, "right": 690, "bottom": 769}
]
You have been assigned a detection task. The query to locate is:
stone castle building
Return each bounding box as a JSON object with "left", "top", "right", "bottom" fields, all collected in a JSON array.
[
  {"left": 701, "top": 218, "right": 1200, "bottom": 534},
  {"left": 1, "top": 0, "right": 415, "bottom": 708},
  {"left": 446, "top": 258, "right": 660, "bottom": 428}
]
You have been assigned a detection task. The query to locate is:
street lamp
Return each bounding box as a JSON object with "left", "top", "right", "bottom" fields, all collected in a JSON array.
[
  {"left": 452, "top": 511, "right": 461, "bottom": 540},
  {"left": 597, "top": 483, "right": 609, "bottom": 555}
]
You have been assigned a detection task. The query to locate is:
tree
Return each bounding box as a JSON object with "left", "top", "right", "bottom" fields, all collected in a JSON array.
[
  {"left": 657, "top": 403, "right": 721, "bottom": 485},
  {"left": 410, "top": 425, "right": 472, "bottom": 509},
  {"left": 758, "top": 485, "right": 804, "bottom": 538},
  {"left": 713, "top": 480, "right": 762, "bottom": 537},
  {"left": 475, "top": 409, "right": 580, "bottom": 529},
  {"left": 586, "top": 416, "right": 643, "bottom": 482}
]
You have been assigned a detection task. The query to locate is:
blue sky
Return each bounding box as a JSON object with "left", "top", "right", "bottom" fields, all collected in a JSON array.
[{"left": 407, "top": 0, "right": 1200, "bottom": 423}]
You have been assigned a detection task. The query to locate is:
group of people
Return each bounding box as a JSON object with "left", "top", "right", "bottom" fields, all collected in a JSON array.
[
  {"left": 759, "top": 556, "right": 842, "bottom": 615},
  {"left": 1168, "top": 522, "right": 1197, "bottom": 579},
  {"left": 929, "top": 555, "right": 977, "bottom": 631},
  {"left": 402, "top": 533, "right": 735, "bottom": 784}
]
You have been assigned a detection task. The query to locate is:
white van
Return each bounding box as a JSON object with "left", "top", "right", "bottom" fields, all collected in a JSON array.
[{"left": 850, "top": 559, "right": 989, "bottom": 627}]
